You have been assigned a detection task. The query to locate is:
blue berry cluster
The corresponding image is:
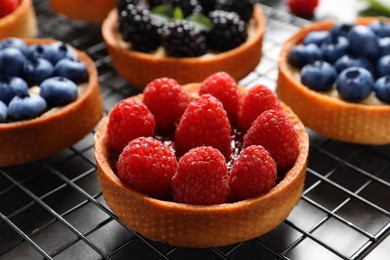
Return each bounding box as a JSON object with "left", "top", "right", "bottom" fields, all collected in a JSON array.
[
  {"left": 0, "top": 38, "right": 89, "bottom": 123},
  {"left": 288, "top": 20, "right": 390, "bottom": 104}
]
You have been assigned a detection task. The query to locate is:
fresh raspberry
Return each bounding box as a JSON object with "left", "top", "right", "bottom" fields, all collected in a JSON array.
[
  {"left": 0, "top": 0, "right": 19, "bottom": 19},
  {"left": 229, "top": 145, "right": 277, "bottom": 201},
  {"left": 117, "top": 137, "right": 177, "bottom": 200},
  {"left": 107, "top": 99, "right": 155, "bottom": 154},
  {"left": 143, "top": 77, "right": 190, "bottom": 129},
  {"left": 238, "top": 84, "right": 281, "bottom": 131},
  {"left": 243, "top": 110, "right": 299, "bottom": 174},
  {"left": 200, "top": 72, "right": 241, "bottom": 125},
  {"left": 174, "top": 94, "right": 232, "bottom": 158},
  {"left": 287, "top": 0, "right": 319, "bottom": 18},
  {"left": 172, "top": 146, "right": 230, "bottom": 205}
]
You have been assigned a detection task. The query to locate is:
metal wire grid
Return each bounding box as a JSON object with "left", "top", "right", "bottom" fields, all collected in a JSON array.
[{"left": 0, "top": 1, "right": 389, "bottom": 259}]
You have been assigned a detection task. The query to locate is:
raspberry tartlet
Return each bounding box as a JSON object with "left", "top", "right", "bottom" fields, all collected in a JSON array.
[
  {"left": 49, "top": 0, "right": 115, "bottom": 23},
  {"left": 0, "top": 0, "right": 37, "bottom": 39},
  {"left": 94, "top": 73, "right": 309, "bottom": 247},
  {"left": 277, "top": 17, "right": 390, "bottom": 144},
  {"left": 102, "top": 1, "right": 266, "bottom": 89},
  {"left": 0, "top": 38, "right": 104, "bottom": 166}
]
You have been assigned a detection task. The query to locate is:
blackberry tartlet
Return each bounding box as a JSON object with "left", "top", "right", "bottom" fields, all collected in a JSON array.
[
  {"left": 0, "top": 0, "right": 37, "bottom": 39},
  {"left": 0, "top": 38, "right": 104, "bottom": 166},
  {"left": 102, "top": 0, "right": 265, "bottom": 88},
  {"left": 277, "top": 17, "right": 390, "bottom": 144}
]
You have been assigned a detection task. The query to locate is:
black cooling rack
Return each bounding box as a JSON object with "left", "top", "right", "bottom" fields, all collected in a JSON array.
[{"left": 1, "top": 1, "right": 389, "bottom": 259}]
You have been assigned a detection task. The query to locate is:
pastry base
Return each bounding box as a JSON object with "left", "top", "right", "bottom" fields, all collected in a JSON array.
[
  {"left": 102, "top": 4, "right": 266, "bottom": 89},
  {"left": 94, "top": 84, "right": 309, "bottom": 248},
  {"left": 0, "top": 0, "right": 37, "bottom": 39},
  {"left": 277, "top": 18, "right": 390, "bottom": 145},
  {"left": 49, "top": 0, "right": 115, "bottom": 23},
  {"left": 0, "top": 38, "right": 104, "bottom": 167}
]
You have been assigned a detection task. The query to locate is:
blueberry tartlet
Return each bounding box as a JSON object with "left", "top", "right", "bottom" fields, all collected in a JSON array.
[
  {"left": 277, "top": 18, "right": 390, "bottom": 144},
  {"left": 0, "top": 38, "right": 103, "bottom": 166},
  {"left": 102, "top": 0, "right": 265, "bottom": 88},
  {"left": 0, "top": 0, "right": 37, "bottom": 39},
  {"left": 94, "top": 72, "right": 309, "bottom": 247},
  {"left": 49, "top": 0, "right": 116, "bottom": 23}
]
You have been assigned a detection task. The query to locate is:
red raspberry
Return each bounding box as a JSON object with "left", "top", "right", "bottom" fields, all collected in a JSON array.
[
  {"left": 174, "top": 94, "right": 232, "bottom": 158},
  {"left": 172, "top": 146, "right": 230, "bottom": 205},
  {"left": 0, "top": 0, "right": 19, "bottom": 19},
  {"left": 229, "top": 145, "right": 277, "bottom": 201},
  {"left": 239, "top": 84, "right": 281, "bottom": 131},
  {"left": 107, "top": 99, "right": 155, "bottom": 154},
  {"left": 143, "top": 77, "right": 190, "bottom": 129},
  {"left": 287, "top": 0, "right": 319, "bottom": 18},
  {"left": 200, "top": 72, "right": 241, "bottom": 125},
  {"left": 243, "top": 110, "right": 299, "bottom": 174},
  {"left": 117, "top": 137, "right": 177, "bottom": 200}
]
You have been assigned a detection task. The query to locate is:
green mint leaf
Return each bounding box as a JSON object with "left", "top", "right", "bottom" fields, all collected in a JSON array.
[
  {"left": 186, "top": 14, "right": 213, "bottom": 32},
  {"left": 151, "top": 4, "right": 173, "bottom": 18},
  {"left": 173, "top": 6, "right": 184, "bottom": 20}
]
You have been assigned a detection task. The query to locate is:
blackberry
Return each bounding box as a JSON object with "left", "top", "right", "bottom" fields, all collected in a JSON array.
[
  {"left": 168, "top": 0, "right": 202, "bottom": 17},
  {"left": 207, "top": 10, "right": 247, "bottom": 52},
  {"left": 119, "top": 4, "right": 162, "bottom": 52},
  {"left": 162, "top": 20, "right": 207, "bottom": 57},
  {"left": 148, "top": 0, "right": 166, "bottom": 9},
  {"left": 215, "top": 0, "right": 254, "bottom": 22},
  {"left": 117, "top": 0, "right": 146, "bottom": 11}
]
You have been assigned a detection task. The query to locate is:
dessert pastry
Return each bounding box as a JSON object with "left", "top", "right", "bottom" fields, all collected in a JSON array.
[
  {"left": 0, "top": 38, "right": 104, "bottom": 166},
  {"left": 277, "top": 17, "right": 390, "bottom": 144},
  {"left": 0, "top": 0, "right": 37, "bottom": 39},
  {"left": 102, "top": 1, "right": 266, "bottom": 89},
  {"left": 49, "top": 0, "right": 115, "bottom": 23},
  {"left": 94, "top": 72, "right": 309, "bottom": 247}
]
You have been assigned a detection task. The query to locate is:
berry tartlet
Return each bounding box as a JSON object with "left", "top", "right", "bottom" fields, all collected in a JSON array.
[
  {"left": 102, "top": 0, "right": 266, "bottom": 89},
  {"left": 0, "top": 0, "right": 37, "bottom": 39},
  {"left": 277, "top": 17, "right": 390, "bottom": 144},
  {"left": 94, "top": 72, "right": 309, "bottom": 247},
  {"left": 0, "top": 38, "right": 103, "bottom": 166},
  {"left": 49, "top": 0, "right": 116, "bottom": 23}
]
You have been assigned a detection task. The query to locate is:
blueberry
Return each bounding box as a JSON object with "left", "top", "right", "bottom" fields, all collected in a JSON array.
[
  {"left": 54, "top": 59, "right": 88, "bottom": 83},
  {"left": 301, "top": 61, "right": 337, "bottom": 92},
  {"left": 8, "top": 93, "right": 47, "bottom": 121},
  {"left": 303, "top": 30, "right": 331, "bottom": 46},
  {"left": 0, "top": 100, "right": 7, "bottom": 123},
  {"left": 0, "top": 38, "right": 29, "bottom": 56},
  {"left": 374, "top": 76, "right": 390, "bottom": 103},
  {"left": 288, "top": 43, "right": 322, "bottom": 68},
  {"left": 379, "top": 38, "right": 390, "bottom": 58},
  {"left": 0, "top": 77, "right": 29, "bottom": 105},
  {"left": 348, "top": 25, "right": 380, "bottom": 59},
  {"left": 40, "top": 77, "right": 78, "bottom": 107},
  {"left": 336, "top": 67, "right": 374, "bottom": 102},
  {"left": 377, "top": 55, "right": 390, "bottom": 78},
  {"left": 0, "top": 47, "right": 27, "bottom": 77},
  {"left": 330, "top": 22, "right": 355, "bottom": 38},
  {"left": 334, "top": 55, "right": 373, "bottom": 74},
  {"left": 321, "top": 36, "right": 349, "bottom": 63},
  {"left": 44, "top": 42, "right": 77, "bottom": 65},
  {"left": 23, "top": 58, "right": 54, "bottom": 86},
  {"left": 368, "top": 20, "right": 390, "bottom": 38},
  {"left": 28, "top": 44, "right": 48, "bottom": 60}
]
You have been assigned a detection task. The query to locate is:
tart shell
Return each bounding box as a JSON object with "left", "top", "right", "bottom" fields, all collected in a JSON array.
[
  {"left": 94, "top": 84, "right": 309, "bottom": 248},
  {"left": 277, "top": 18, "right": 390, "bottom": 145},
  {"left": 49, "top": 0, "right": 115, "bottom": 23},
  {"left": 0, "top": 0, "right": 37, "bottom": 39},
  {"left": 101, "top": 4, "right": 266, "bottom": 89},
  {"left": 0, "top": 38, "right": 104, "bottom": 167}
]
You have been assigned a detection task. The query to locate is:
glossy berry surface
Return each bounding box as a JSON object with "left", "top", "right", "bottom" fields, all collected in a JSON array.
[
  {"left": 376, "top": 55, "right": 390, "bottom": 78},
  {"left": 303, "top": 30, "right": 330, "bottom": 46},
  {"left": 288, "top": 43, "right": 322, "bottom": 68},
  {"left": 287, "top": 0, "right": 318, "bottom": 18},
  {"left": 43, "top": 42, "right": 77, "bottom": 65},
  {"left": 172, "top": 146, "right": 230, "bottom": 205},
  {"left": 54, "top": 58, "right": 89, "bottom": 84},
  {"left": 8, "top": 94, "right": 47, "bottom": 121},
  {"left": 0, "top": 0, "right": 19, "bottom": 19},
  {"left": 330, "top": 22, "right": 355, "bottom": 38},
  {"left": 168, "top": 0, "right": 203, "bottom": 17},
  {"left": 108, "top": 99, "right": 155, "bottom": 154},
  {"left": 23, "top": 58, "right": 54, "bottom": 86},
  {"left": 369, "top": 20, "right": 390, "bottom": 38},
  {"left": 334, "top": 55, "right": 373, "bottom": 74},
  {"left": 40, "top": 77, "right": 78, "bottom": 107},
  {"left": 320, "top": 36, "right": 349, "bottom": 63},
  {"left": 0, "top": 77, "right": 28, "bottom": 105},
  {"left": 0, "top": 38, "right": 29, "bottom": 56},
  {"left": 229, "top": 145, "right": 277, "bottom": 201},
  {"left": 348, "top": 25, "right": 380, "bottom": 59},
  {"left": 301, "top": 61, "right": 337, "bottom": 92},
  {"left": 117, "top": 137, "right": 177, "bottom": 200},
  {"left": 379, "top": 38, "right": 390, "bottom": 57},
  {"left": 0, "top": 101, "right": 7, "bottom": 123},
  {"left": 0, "top": 47, "right": 26, "bottom": 77},
  {"left": 374, "top": 76, "right": 390, "bottom": 103},
  {"left": 215, "top": 0, "right": 253, "bottom": 22},
  {"left": 336, "top": 67, "right": 374, "bottom": 102}
]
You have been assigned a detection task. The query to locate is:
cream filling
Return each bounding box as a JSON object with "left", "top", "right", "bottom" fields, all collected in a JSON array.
[{"left": 290, "top": 67, "right": 387, "bottom": 106}]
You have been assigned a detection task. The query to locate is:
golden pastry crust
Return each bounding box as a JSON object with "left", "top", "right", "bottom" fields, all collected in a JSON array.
[
  {"left": 49, "top": 0, "right": 115, "bottom": 23},
  {"left": 0, "top": 0, "right": 37, "bottom": 39},
  {"left": 0, "top": 38, "right": 104, "bottom": 167},
  {"left": 101, "top": 4, "right": 266, "bottom": 89},
  {"left": 277, "top": 18, "right": 390, "bottom": 145},
  {"left": 94, "top": 84, "right": 309, "bottom": 248}
]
